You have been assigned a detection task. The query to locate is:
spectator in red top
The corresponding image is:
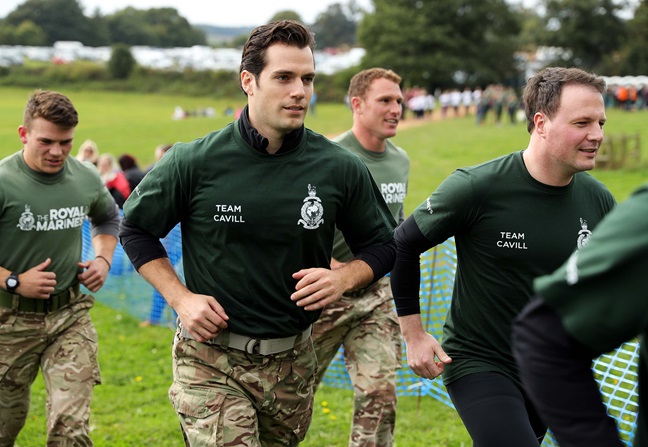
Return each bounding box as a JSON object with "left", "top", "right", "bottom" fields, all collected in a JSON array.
[
  {"left": 97, "top": 153, "right": 131, "bottom": 208},
  {"left": 118, "top": 153, "right": 146, "bottom": 192}
]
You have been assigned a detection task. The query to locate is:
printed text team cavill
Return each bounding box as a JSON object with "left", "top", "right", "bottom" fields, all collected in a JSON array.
[
  {"left": 497, "top": 231, "right": 528, "bottom": 249},
  {"left": 213, "top": 204, "right": 245, "bottom": 223}
]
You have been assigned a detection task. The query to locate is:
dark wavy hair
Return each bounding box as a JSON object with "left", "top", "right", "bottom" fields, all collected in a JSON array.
[{"left": 239, "top": 20, "right": 315, "bottom": 96}]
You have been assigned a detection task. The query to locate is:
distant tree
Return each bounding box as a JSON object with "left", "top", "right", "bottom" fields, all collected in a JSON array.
[
  {"left": 86, "top": 9, "right": 111, "bottom": 47},
  {"left": 268, "top": 10, "right": 304, "bottom": 23},
  {"left": 311, "top": 3, "right": 357, "bottom": 48},
  {"left": 14, "top": 20, "right": 47, "bottom": 46},
  {"left": 0, "top": 20, "right": 47, "bottom": 45},
  {"left": 0, "top": 24, "right": 13, "bottom": 45},
  {"left": 108, "top": 44, "right": 136, "bottom": 79},
  {"left": 5, "top": 0, "right": 96, "bottom": 45},
  {"left": 515, "top": 7, "right": 551, "bottom": 51},
  {"left": 108, "top": 8, "right": 160, "bottom": 47},
  {"left": 542, "top": 0, "right": 628, "bottom": 71},
  {"left": 358, "top": 0, "right": 521, "bottom": 90},
  {"left": 106, "top": 7, "right": 206, "bottom": 47},
  {"left": 142, "top": 8, "right": 206, "bottom": 47},
  {"left": 231, "top": 34, "right": 250, "bottom": 48},
  {"left": 615, "top": 0, "right": 648, "bottom": 74},
  {"left": 106, "top": 8, "right": 159, "bottom": 46}
]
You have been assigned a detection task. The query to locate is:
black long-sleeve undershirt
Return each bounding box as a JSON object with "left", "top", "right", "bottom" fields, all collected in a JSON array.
[
  {"left": 118, "top": 218, "right": 167, "bottom": 271},
  {"left": 391, "top": 217, "right": 434, "bottom": 316}
]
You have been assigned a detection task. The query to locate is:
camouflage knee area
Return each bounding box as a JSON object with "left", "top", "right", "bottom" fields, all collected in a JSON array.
[{"left": 171, "top": 385, "right": 259, "bottom": 447}]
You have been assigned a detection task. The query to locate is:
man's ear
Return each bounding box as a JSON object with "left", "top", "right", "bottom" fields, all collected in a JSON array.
[
  {"left": 18, "top": 125, "right": 28, "bottom": 144},
  {"left": 350, "top": 96, "right": 362, "bottom": 113},
  {"left": 241, "top": 70, "right": 255, "bottom": 96},
  {"left": 534, "top": 112, "right": 546, "bottom": 137}
]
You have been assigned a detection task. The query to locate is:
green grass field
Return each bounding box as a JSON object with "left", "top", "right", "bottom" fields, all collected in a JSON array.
[{"left": 1, "top": 86, "right": 647, "bottom": 446}]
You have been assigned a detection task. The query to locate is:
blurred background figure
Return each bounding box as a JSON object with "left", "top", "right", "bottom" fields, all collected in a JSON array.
[
  {"left": 118, "top": 153, "right": 146, "bottom": 192},
  {"left": 97, "top": 153, "right": 130, "bottom": 208},
  {"left": 76, "top": 139, "right": 99, "bottom": 166},
  {"left": 145, "top": 143, "right": 173, "bottom": 173}
]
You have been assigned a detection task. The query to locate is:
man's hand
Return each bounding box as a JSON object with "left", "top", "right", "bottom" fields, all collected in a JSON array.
[
  {"left": 77, "top": 257, "right": 111, "bottom": 292},
  {"left": 14, "top": 258, "right": 57, "bottom": 299},
  {"left": 173, "top": 293, "right": 229, "bottom": 342},
  {"left": 399, "top": 314, "right": 452, "bottom": 379},
  {"left": 404, "top": 331, "right": 452, "bottom": 379},
  {"left": 291, "top": 268, "right": 347, "bottom": 311}
]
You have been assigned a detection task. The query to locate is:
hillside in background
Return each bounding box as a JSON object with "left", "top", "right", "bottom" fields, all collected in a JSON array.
[{"left": 196, "top": 25, "right": 253, "bottom": 44}]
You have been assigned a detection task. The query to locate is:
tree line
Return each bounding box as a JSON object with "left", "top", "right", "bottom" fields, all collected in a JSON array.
[
  {"left": 360, "top": 0, "right": 648, "bottom": 90},
  {"left": 0, "top": 0, "right": 207, "bottom": 48},
  {"left": 1, "top": 0, "right": 647, "bottom": 93}
]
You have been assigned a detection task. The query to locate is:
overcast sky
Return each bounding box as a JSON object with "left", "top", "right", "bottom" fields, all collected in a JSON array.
[
  {"left": 0, "top": 0, "right": 375, "bottom": 27},
  {"left": 3, "top": 0, "right": 635, "bottom": 29},
  {"left": 0, "top": 0, "right": 555, "bottom": 28}
]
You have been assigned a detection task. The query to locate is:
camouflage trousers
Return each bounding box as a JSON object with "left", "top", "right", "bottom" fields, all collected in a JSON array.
[
  {"left": 170, "top": 330, "right": 317, "bottom": 447},
  {"left": 312, "top": 277, "right": 402, "bottom": 447},
  {"left": 0, "top": 292, "right": 100, "bottom": 447}
]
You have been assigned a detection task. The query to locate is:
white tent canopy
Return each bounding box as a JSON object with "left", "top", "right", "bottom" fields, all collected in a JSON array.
[{"left": 603, "top": 75, "right": 648, "bottom": 86}]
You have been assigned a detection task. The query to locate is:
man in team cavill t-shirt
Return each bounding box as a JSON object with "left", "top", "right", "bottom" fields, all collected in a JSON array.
[
  {"left": 390, "top": 67, "right": 616, "bottom": 446},
  {"left": 513, "top": 182, "right": 648, "bottom": 447},
  {"left": 119, "top": 21, "right": 396, "bottom": 446}
]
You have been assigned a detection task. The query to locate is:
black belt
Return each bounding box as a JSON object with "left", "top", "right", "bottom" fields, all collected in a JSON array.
[{"left": 0, "top": 284, "right": 80, "bottom": 313}]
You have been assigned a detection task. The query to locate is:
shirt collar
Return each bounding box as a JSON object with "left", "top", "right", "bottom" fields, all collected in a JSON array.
[{"left": 238, "top": 105, "right": 304, "bottom": 154}]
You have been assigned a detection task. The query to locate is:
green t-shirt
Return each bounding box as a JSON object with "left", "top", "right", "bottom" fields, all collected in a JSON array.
[
  {"left": 123, "top": 122, "right": 396, "bottom": 338},
  {"left": 410, "top": 150, "right": 616, "bottom": 386},
  {"left": 0, "top": 151, "right": 117, "bottom": 293},
  {"left": 331, "top": 130, "right": 410, "bottom": 262},
  {"left": 535, "top": 183, "right": 648, "bottom": 446}
]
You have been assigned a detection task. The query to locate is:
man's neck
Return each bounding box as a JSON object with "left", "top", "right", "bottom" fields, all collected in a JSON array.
[
  {"left": 352, "top": 126, "right": 387, "bottom": 153},
  {"left": 522, "top": 144, "right": 574, "bottom": 187}
]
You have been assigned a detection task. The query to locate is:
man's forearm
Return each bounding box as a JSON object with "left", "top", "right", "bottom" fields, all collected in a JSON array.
[
  {"left": 91, "top": 234, "right": 118, "bottom": 264},
  {"left": 138, "top": 257, "right": 188, "bottom": 308},
  {"left": 337, "top": 259, "right": 374, "bottom": 291},
  {"left": 398, "top": 313, "right": 426, "bottom": 340}
]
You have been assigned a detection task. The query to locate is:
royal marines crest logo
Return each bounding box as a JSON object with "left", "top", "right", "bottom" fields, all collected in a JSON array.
[
  {"left": 17, "top": 204, "right": 35, "bottom": 231},
  {"left": 576, "top": 217, "right": 592, "bottom": 249},
  {"left": 298, "top": 184, "right": 324, "bottom": 230}
]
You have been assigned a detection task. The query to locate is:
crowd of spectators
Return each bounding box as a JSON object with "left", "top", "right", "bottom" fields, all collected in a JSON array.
[
  {"left": 605, "top": 82, "right": 648, "bottom": 110},
  {"left": 74, "top": 141, "right": 158, "bottom": 209},
  {"left": 401, "top": 78, "right": 648, "bottom": 128}
]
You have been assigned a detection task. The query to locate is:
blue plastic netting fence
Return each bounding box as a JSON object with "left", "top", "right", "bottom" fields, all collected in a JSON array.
[{"left": 86, "top": 221, "right": 639, "bottom": 446}]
